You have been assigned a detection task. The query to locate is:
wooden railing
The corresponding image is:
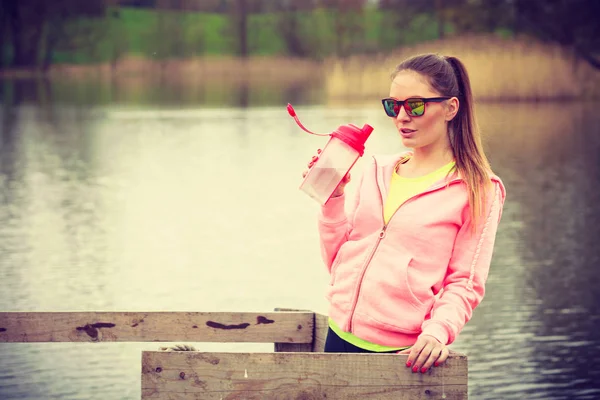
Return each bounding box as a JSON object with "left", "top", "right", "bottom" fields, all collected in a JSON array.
[{"left": 0, "top": 309, "right": 468, "bottom": 399}]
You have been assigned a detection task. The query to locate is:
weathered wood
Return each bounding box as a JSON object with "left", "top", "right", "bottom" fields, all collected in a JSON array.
[
  {"left": 0, "top": 312, "right": 313, "bottom": 343},
  {"left": 273, "top": 309, "right": 328, "bottom": 353},
  {"left": 312, "top": 312, "right": 328, "bottom": 352},
  {"left": 274, "top": 338, "right": 313, "bottom": 352},
  {"left": 274, "top": 308, "right": 314, "bottom": 352},
  {"left": 141, "top": 351, "right": 468, "bottom": 399}
]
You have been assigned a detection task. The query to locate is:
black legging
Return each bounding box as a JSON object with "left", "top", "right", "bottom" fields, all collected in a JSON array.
[{"left": 323, "top": 327, "right": 398, "bottom": 353}]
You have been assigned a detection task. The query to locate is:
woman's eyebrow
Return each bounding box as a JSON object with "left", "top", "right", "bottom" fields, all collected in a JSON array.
[{"left": 389, "top": 95, "right": 424, "bottom": 99}]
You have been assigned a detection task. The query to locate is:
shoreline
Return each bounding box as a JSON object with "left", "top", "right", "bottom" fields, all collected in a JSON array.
[
  {"left": 0, "top": 55, "right": 324, "bottom": 83},
  {"left": 2, "top": 36, "right": 599, "bottom": 102}
]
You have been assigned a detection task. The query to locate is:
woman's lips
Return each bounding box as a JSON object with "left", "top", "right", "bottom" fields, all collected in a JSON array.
[{"left": 400, "top": 128, "right": 416, "bottom": 138}]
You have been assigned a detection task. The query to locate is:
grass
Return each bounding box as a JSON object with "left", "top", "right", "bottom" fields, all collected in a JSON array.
[{"left": 323, "top": 35, "right": 600, "bottom": 101}]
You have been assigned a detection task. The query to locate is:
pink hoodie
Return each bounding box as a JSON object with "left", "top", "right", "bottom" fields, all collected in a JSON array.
[{"left": 319, "top": 153, "right": 506, "bottom": 347}]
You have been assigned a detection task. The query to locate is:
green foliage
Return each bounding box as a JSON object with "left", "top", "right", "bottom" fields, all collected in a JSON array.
[
  {"left": 363, "top": 7, "right": 383, "bottom": 51},
  {"left": 116, "top": 8, "right": 233, "bottom": 57},
  {"left": 247, "top": 13, "right": 286, "bottom": 55},
  {"left": 3, "top": 0, "right": 598, "bottom": 70},
  {"left": 295, "top": 8, "right": 337, "bottom": 59},
  {"left": 181, "top": 13, "right": 206, "bottom": 56},
  {"left": 117, "top": 8, "right": 160, "bottom": 57},
  {"left": 52, "top": 16, "right": 109, "bottom": 64},
  {"left": 399, "top": 13, "right": 444, "bottom": 46},
  {"left": 198, "top": 14, "right": 235, "bottom": 55}
]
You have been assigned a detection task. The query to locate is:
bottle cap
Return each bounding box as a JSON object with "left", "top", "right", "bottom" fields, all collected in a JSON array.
[{"left": 331, "top": 124, "right": 374, "bottom": 156}]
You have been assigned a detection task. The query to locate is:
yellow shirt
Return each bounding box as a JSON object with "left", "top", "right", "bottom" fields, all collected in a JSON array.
[
  {"left": 329, "top": 156, "right": 456, "bottom": 352},
  {"left": 384, "top": 158, "right": 456, "bottom": 224}
]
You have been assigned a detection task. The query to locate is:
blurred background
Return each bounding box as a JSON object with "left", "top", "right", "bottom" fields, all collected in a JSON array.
[{"left": 0, "top": 0, "right": 599, "bottom": 399}]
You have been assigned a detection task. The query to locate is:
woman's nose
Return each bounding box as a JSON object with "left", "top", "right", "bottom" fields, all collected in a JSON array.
[{"left": 396, "top": 105, "right": 411, "bottom": 122}]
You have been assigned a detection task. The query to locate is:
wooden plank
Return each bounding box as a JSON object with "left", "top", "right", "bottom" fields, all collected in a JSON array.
[
  {"left": 274, "top": 308, "right": 314, "bottom": 352},
  {"left": 0, "top": 312, "right": 313, "bottom": 343},
  {"left": 141, "top": 351, "right": 468, "bottom": 399}
]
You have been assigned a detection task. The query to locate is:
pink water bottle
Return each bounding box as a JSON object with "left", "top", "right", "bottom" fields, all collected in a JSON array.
[{"left": 287, "top": 103, "right": 374, "bottom": 205}]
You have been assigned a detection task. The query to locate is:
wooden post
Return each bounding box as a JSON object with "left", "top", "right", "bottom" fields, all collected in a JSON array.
[
  {"left": 312, "top": 311, "right": 328, "bottom": 352},
  {"left": 273, "top": 308, "right": 314, "bottom": 352},
  {"left": 141, "top": 351, "right": 468, "bottom": 399},
  {"left": 273, "top": 308, "right": 328, "bottom": 352}
]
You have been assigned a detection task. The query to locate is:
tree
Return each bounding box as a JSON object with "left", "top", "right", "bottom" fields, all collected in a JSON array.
[
  {"left": 107, "top": 8, "right": 127, "bottom": 73},
  {"left": 226, "top": 0, "right": 249, "bottom": 57},
  {"left": 154, "top": 0, "right": 186, "bottom": 60},
  {"left": 0, "top": 0, "right": 106, "bottom": 69},
  {"left": 275, "top": 1, "right": 308, "bottom": 57},
  {"left": 378, "top": 0, "right": 437, "bottom": 49},
  {"left": 222, "top": 0, "right": 268, "bottom": 57},
  {"left": 329, "top": 0, "right": 368, "bottom": 56},
  {"left": 514, "top": 0, "right": 600, "bottom": 69}
]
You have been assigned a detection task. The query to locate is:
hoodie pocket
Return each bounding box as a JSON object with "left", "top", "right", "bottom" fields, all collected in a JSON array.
[
  {"left": 403, "top": 259, "right": 427, "bottom": 308},
  {"left": 358, "top": 252, "right": 429, "bottom": 334}
]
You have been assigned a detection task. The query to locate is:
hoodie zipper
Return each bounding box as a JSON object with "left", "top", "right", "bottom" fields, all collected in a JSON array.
[{"left": 346, "top": 158, "right": 462, "bottom": 333}]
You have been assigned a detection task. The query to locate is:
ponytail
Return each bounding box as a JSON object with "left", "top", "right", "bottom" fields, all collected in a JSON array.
[{"left": 445, "top": 56, "right": 491, "bottom": 231}]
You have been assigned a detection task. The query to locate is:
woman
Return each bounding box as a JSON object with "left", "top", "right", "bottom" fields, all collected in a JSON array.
[{"left": 304, "top": 54, "right": 506, "bottom": 373}]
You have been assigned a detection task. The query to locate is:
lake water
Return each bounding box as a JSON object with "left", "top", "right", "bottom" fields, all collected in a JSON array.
[{"left": 1, "top": 78, "right": 599, "bottom": 399}]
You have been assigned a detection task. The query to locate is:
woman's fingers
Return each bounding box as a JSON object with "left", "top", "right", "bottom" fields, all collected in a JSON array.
[
  {"left": 305, "top": 149, "right": 321, "bottom": 169},
  {"left": 405, "top": 335, "right": 447, "bottom": 373},
  {"left": 303, "top": 151, "right": 320, "bottom": 178},
  {"left": 307, "top": 155, "right": 319, "bottom": 168},
  {"left": 420, "top": 347, "right": 442, "bottom": 372},
  {"left": 405, "top": 340, "right": 425, "bottom": 369},
  {"left": 413, "top": 344, "right": 434, "bottom": 373},
  {"left": 304, "top": 150, "right": 352, "bottom": 187},
  {"left": 434, "top": 346, "right": 450, "bottom": 367}
]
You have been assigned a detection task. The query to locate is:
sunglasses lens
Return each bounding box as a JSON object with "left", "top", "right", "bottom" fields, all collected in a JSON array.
[
  {"left": 407, "top": 99, "right": 425, "bottom": 116},
  {"left": 383, "top": 100, "right": 399, "bottom": 117}
]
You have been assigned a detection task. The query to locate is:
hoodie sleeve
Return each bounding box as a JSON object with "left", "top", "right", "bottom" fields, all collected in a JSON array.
[
  {"left": 420, "top": 179, "right": 506, "bottom": 345},
  {"left": 317, "top": 171, "right": 365, "bottom": 273}
]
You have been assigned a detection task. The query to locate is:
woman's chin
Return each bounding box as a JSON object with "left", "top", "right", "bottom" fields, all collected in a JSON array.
[{"left": 400, "top": 136, "right": 417, "bottom": 147}]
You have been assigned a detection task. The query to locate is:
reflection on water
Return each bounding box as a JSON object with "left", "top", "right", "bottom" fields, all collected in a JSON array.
[{"left": 0, "top": 79, "right": 599, "bottom": 399}]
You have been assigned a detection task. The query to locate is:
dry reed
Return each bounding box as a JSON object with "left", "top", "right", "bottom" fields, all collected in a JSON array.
[
  {"left": 323, "top": 35, "right": 600, "bottom": 102},
  {"left": 12, "top": 55, "right": 324, "bottom": 87}
]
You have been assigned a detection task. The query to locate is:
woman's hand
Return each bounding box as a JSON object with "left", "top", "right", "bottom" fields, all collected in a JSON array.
[
  {"left": 398, "top": 334, "right": 449, "bottom": 373},
  {"left": 302, "top": 149, "right": 351, "bottom": 198}
]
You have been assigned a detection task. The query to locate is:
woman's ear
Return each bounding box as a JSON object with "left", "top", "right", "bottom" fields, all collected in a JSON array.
[{"left": 445, "top": 97, "right": 460, "bottom": 121}]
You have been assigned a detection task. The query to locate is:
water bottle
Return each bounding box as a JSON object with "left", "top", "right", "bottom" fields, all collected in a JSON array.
[{"left": 287, "top": 103, "right": 374, "bottom": 205}]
